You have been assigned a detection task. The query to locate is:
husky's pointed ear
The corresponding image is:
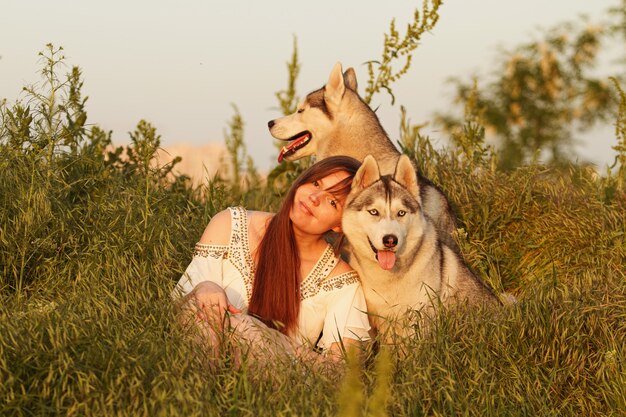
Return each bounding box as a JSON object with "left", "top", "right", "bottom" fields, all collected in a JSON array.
[
  {"left": 393, "top": 155, "right": 419, "bottom": 196},
  {"left": 343, "top": 67, "right": 358, "bottom": 91},
  {"left": 325, "top": 62, "right": 346, "bottom": 110},
  {"left": 352, "top": 155, "right": 380, "bottom": 191}
]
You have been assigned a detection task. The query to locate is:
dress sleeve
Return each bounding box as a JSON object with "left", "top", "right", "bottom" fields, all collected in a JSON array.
[
  {"left": 317, "top": 272, "right": 371, "bottom": 350},
  {"left": 172, "top": 244, "right": 228, "bottom": 298}
]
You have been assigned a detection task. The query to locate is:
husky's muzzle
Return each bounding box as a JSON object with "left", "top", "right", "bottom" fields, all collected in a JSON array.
[
  {"left": 368, "top": 235, "right": 398, "bottom": 270},
  {"left": 267, "top": 120, "right": 312, "bottom": 163}
]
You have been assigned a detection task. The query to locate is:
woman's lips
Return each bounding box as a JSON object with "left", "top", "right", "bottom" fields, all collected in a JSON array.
[{"left": 300, "top": 201, "right": 313, "bottom": 216}]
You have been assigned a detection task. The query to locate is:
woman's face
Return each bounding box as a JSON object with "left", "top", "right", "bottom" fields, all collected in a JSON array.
[{"left": 290, "top": 170, "right": 351, "bottom": 236}]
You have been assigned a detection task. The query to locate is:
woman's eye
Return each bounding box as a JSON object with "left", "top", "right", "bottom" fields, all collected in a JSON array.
[
  {"left": 297, "top": 108, "right": 304, "bottom": 113},
  {"left": 398, "top": 210, "right": 406, "bottom": 217},
  {"left": 330, "top": 200, "right": 337, "bottom": 208},
  {"left": 312, "top": 180, "right": 319, "bottom": 187},
  {"left": 368, "top": 209, "right": 379, "bottom": 216}
]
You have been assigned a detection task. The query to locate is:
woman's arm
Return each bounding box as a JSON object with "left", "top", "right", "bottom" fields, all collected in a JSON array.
[{"left": 176, "top": 209, "right": 240, "bottom": 322}]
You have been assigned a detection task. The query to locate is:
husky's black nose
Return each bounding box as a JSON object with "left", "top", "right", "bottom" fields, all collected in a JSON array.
[
  {"left": 382, "top": 234, "right": 398, "bottom": 248},
  {"left": 267, "top": 120, "right": 275, "bottom": 129}
]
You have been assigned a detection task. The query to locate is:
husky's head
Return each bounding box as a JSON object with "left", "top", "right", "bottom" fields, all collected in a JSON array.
[
  {"left": 267, "top": 62, "right": 358, "bottom": 163},
  {"left": 343, "top": 155, "right": 424, "bottom": 271}
]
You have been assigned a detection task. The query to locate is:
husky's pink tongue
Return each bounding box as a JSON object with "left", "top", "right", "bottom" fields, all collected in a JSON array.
[{"left": 377, "top": 251, "right": 396, "bottom": 270}]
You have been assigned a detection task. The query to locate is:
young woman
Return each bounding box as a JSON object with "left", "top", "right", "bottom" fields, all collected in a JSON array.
[{"left": 174, "top": 156, "right": 370, "bottom": 363}]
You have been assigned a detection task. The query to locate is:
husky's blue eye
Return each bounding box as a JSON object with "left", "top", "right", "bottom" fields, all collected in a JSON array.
[
  {"left": 398, "top": 210, "right": 406, "bottom": 217},
  {"left": 368, "top": 209, "right": 379, "bottom": 216}
]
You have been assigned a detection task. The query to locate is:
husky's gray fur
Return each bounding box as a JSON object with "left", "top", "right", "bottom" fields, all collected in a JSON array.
[
  {"left": 342, "top": 155, "right": 498, "bottom": 337},
  {"left": 268, "top": 62, "right": 458, "bottom": 250}
]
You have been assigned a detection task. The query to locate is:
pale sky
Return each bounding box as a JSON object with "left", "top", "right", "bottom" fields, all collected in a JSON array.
[{"left": 1, "top": 0, "right": 621, "bottom": 171}]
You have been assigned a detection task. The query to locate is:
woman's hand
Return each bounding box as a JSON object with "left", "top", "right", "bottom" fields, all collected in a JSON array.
[{"left": 187, "top": 281, "right": 241, "bottom": 324}]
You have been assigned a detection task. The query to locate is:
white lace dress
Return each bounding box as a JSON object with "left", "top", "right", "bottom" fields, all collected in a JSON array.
[{"left": 175, "top": 206, "right": 371, "bottom": 350}]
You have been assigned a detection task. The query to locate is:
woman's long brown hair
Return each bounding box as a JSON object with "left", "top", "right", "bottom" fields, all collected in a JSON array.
[{"left": 247, "top": 156, "right": 361, "bottom": 335}]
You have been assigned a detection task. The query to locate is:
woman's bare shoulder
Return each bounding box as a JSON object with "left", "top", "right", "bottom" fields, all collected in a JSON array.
[{"left": 198, "top": 209, "right": 232, "bottom": 245}]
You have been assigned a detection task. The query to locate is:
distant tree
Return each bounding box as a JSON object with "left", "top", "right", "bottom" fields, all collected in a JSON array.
[{"left": 437, "top": 13, "right": 622, "bottom": 170}]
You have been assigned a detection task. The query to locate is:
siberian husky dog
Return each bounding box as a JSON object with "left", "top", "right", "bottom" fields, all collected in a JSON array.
[
  {"left": 268, "top": 62, "right": 458, "bottom": 250},
  {"left": 342, "top": 155, "right": 498, "bottom": 338}
]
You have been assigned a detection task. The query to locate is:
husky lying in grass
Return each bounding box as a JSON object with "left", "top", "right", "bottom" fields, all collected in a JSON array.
[{"left": 342, "top": 155, "right": 498, "bottom": 338}]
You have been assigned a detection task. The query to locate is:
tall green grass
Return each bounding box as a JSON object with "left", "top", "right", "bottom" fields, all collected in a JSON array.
[{"left": 1, "top": 46, "right": 624, "bottom": 416}]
